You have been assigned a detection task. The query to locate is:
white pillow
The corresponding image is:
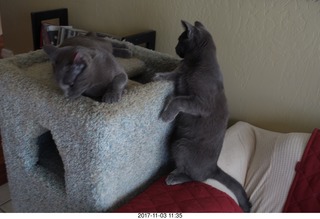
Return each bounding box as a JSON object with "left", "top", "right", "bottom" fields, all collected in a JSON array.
[{"left": 204, "top": 121, "right": 310, "bottom": 212}]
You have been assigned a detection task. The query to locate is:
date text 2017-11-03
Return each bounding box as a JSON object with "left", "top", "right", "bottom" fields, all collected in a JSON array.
[{"left": 137, "top": 213, "right": 183, "bottom": 218}]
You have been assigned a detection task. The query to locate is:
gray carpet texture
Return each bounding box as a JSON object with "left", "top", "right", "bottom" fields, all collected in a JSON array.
[{"left": 0, "top": 39, "right": 179, "bottom": 212}]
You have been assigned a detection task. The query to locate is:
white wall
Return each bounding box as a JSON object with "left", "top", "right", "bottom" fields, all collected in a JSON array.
[{"left": 0, "top": 0, "right": 319, "bottom": 132}]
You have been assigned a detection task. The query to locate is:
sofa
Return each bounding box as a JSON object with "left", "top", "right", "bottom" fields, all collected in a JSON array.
[{"left": 116, "top": 121, "right": 320, "bottom": 213}]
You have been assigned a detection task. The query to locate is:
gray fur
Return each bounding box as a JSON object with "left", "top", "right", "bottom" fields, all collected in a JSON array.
[
  {"left": 43, "top": 35, "right": 129, "bottom": 103},
  {"left": 154, "top": 20, "right": 251, "bottom": 212}
]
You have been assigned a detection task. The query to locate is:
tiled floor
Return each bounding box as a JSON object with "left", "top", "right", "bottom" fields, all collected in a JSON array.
[{"left": 0, "top": 183, "right": 13, "bottom": 213}]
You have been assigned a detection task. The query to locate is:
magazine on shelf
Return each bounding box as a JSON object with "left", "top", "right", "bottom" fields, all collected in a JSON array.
[
  {"left": 41, "top": 23, "right": 123, "bottom": 48},
  {"left": 41, "top": 24, "right": 87, "bottom": 47},
  {"left": 41, "top": 23, "right": 61, "bottom": 47},
  {"left": 57, "top": 26, "right": 88, "bottom": 45}
]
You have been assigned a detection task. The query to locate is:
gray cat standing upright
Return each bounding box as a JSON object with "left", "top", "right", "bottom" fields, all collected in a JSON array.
[
  {"left": 154, "top": 20, "right": 251, "bottom": 212},
  {"left": 43, "top": 34, "right": 130, "bottom": 103}
]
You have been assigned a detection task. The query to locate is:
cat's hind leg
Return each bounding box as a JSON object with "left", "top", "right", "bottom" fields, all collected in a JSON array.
[
  {"left": 102, "top": 73, "right": 128, "bottom": 103},
  {"left": 166, "top": 169, "right": 192, "bottom": 185},
  {"left": 166, "top": 138, "right": 198, "bottom": 185}
]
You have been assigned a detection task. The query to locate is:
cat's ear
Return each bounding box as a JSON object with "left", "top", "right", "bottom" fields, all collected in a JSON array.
[
  {"left": 181, "top": 20, "right": 194, "bottom": 38},
  {"left": 71, "top": 52, "right": 87, "bottom": 75},
  {"left": 43, "top": 44, "right": 58, "bottom": 61},
  {"left": 73, "top": 52, "right": 85, "bottom": 64},
  {"left": 194, "top": 21, "right": 205, "bottom": 28}
]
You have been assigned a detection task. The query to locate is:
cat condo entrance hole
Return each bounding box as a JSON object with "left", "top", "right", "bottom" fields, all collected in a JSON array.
[{"left": 36, "top": 130, "right": 65, "bottom": 186}]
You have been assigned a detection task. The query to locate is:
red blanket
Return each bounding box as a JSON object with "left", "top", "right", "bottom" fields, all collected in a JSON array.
[
  {"left": 115, "top": 176, "right": 242, "bottom": 212},
  {"left": 283, "top": 128, "right": 320, "bottom": 212},
  {"left": 116, "top": 129, "right": 320, "bottom": 213}
]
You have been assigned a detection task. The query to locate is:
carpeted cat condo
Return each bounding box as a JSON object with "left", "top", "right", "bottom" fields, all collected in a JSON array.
[{"left": 0, "top": 40, "right": 179, "bottom": 212}]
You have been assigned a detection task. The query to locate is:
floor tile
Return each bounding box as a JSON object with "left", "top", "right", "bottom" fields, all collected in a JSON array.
[
  {"left": 0, "top": 201, "right": 13, "bottom": 212},
  {"left": 0, "top": 183, "right": 10, "bottom": 205}
]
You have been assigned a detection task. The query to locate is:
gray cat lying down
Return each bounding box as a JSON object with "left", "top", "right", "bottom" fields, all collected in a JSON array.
[
  {"left": 43, "top": 34, "right": 130, "bottom": 103},
  {"left": 154, "top": 20, "right": 251, "bottom": 212}
]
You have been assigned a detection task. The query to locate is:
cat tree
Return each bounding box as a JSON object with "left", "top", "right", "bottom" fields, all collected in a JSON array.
[{"left": 0, "top": 40, "right": 179, "bottom": 212}]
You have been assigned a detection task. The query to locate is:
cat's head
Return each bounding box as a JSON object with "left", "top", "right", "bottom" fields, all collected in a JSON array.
[
  {"left": 175, "top": 20, "right": 215, "bottom": 58},
  {"left": 43, "top": 45, "right": 93, "bottom": 99}
]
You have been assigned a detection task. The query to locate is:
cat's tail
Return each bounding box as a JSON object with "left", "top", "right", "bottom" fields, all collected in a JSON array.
[{"left": 211, "top": 166, "right": 252, "bottom": 212}]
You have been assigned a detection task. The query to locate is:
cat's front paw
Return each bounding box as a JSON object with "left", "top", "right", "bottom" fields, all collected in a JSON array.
[
  {"left": 113, "top": 48, "right": 132, "bottom": 58},
  {"left": 152, "top": 72, "right": 166, "bottom": 81},
  {"left": 102, "top": 92, "right": 121, "bottom": 104},
  {"left": 160, "top": 109, "right": 177, "bottom": 123}
]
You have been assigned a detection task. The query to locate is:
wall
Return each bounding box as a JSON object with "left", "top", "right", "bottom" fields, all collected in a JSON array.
[
  {"left": 0, "top": 14, "right": 2, "bottom": 35},
  {"left": 0, "top": 0, "right": 319, "bottom": 132}
]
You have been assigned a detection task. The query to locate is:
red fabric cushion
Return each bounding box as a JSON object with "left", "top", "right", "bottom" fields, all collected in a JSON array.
[
  {"left": 115, "top": 176, "right": 242, "bottom": 212},
  {"left": 283, "top": 128, "right": 320, "bottom": 212}
]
